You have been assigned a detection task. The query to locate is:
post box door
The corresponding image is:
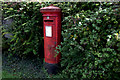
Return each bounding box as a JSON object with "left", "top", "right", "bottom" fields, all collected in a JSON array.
[{"left": 44, "top": 18, "right": 58, "bottom": 63}]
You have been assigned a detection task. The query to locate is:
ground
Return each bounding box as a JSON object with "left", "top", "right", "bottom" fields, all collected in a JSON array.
[{"left": 2, "top": 53, "right": 47, "bottom": 78}]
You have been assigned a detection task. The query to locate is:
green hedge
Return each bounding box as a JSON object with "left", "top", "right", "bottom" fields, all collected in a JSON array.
[
  {"left": 54, "top": 2, "right": 120, "bottom": 79},
  {"left": 2, "top": 2, "right": 50, "bottom": 57}
]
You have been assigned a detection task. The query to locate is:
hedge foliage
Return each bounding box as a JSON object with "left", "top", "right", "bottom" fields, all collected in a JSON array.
[
  {"left": 2, "top": 2, "right": 120, "bottom": 79},
  {"left": 54, "top": 2, "right": 120, "bottom": 79},
  {"left": 2, "top": 2, "right": 50, "bottom": 57}
]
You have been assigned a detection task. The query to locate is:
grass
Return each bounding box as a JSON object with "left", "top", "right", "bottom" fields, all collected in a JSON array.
[{"left": 2, "top": 70, "right": 21, "bottom": 78}]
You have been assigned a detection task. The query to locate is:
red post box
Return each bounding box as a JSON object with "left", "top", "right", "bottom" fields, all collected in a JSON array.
[{"left": 40, "top": 5, "right": 61, "bottom": 74}]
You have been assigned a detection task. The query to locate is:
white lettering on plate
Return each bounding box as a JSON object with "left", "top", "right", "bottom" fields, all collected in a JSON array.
[{"left": 46, "top": 26, "right": 52, "bottom": 37}]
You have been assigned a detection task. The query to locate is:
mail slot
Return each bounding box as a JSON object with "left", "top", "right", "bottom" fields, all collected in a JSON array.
[
  {"left": 44, "top": 20, "right": 53, "bottom": 22},
  {"left": 44, "top": 19, "right": 54, "bottom": 25},
  {"left": 40, "top": 5, "right": 62, "bottom": 74}
]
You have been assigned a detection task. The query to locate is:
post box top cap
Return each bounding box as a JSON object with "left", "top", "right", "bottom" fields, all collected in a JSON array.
[
  {"left": 40, "top": 5, "right": 61, "bottom": 12},
  {"left": 41, "top": 5, "right": 60, "bottom": 10}
]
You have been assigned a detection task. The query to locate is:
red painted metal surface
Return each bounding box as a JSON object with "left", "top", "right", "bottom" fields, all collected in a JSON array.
[{"left": 40, "top": 5, "right": 61, "bottom": 64}]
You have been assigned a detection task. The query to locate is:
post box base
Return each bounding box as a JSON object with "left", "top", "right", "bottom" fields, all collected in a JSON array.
[{"left": 44, "top": 62, "right": 60, "bottom": 75}]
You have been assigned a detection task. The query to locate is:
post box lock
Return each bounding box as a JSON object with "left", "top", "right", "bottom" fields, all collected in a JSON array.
[{"left": 51, "top": 45, "right": 56, "bottom": 48}]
